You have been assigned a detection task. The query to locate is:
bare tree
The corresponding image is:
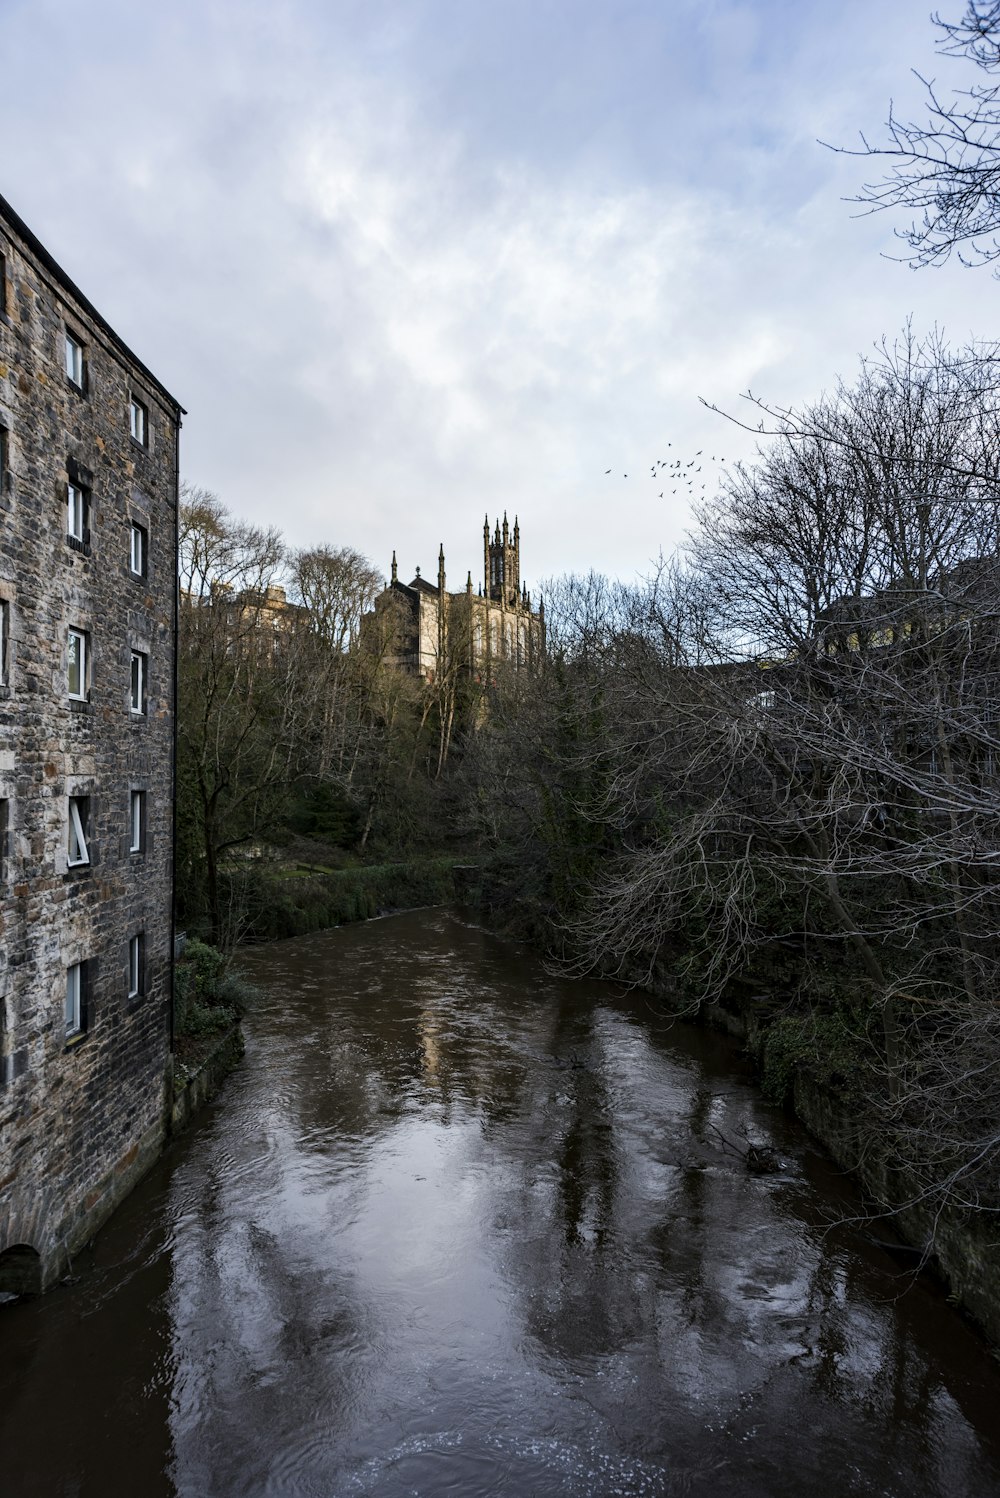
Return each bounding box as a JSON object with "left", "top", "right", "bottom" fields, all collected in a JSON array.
[
  {"left": 286, "top": 545, "right": 385, "bottom": 784},
  {"left": 834, "top": 3, "right": 1000, "bottom": 270},
  {"left": 289, "top": 545, "right": 384, "bottom": 654},
  {"left": 177, "top": 487, "right": 303, "bottom": 946},
  {"left": 474, "top": 336, "right": 1000, "bottom": 1229}
]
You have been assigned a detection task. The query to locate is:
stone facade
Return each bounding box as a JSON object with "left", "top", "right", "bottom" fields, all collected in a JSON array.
[
  {"left": 0, "top": 194, "right": 182, "bottom": 1290},
  {"left": 383, "top": 515, "right": 545, "bottom": 682}
]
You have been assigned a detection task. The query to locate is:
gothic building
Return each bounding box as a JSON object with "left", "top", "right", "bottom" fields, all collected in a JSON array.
[
  {"left": 0, "top": 193, "right": 182, "bottom": 1291},
  {"left": 378, "top": 515, "right": 544, "bottom": 684}
]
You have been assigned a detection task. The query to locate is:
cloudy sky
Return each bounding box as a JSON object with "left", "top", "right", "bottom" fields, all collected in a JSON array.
[{"left": 3, "top": 0, "right": 995, "bottom": 590}]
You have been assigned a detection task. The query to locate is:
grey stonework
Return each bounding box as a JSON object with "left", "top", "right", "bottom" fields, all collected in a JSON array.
[
  {"left": 381, "top": 515, "right": 545, "bottom": 684},
  {"left": 0, "top": 195, "right": 182, "bottom": 1290}
]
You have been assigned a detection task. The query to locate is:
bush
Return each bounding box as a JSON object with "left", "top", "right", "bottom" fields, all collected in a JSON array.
[
  {"left": 174, "top": 938, "right": 255, "bottom": 1037},
  {"left": 230, "top": 857, "right": 458, "bottom": 943},
  {"left": 760, "top": 1009, "right": 866, "bottom": 1105}
]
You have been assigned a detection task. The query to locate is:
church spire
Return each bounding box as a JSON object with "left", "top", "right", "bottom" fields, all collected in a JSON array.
[{"left": 391, "top": 550, "right": 397, "bottom": 584}]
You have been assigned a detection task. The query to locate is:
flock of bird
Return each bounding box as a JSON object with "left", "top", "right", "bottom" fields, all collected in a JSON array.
[{"left": 604, "top": 443, "right": 729, "bottom": 498}]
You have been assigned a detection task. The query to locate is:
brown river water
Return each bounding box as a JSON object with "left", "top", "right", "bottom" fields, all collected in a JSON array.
[{"left": 2, "top": 909, "right": 1000, "bottom": 1497}]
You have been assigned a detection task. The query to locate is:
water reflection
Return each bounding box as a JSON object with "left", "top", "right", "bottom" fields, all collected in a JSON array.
[{"left": 0, "top": 909, "right": 998, "bottom": 1497}]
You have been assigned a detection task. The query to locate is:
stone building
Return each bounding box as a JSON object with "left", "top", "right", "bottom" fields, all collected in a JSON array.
[
  {"left": 381, "top": 514, "right": 544, "bottom": 682},
  {"left": 0, "top": 194, "right": 183, "bottom": 1292}
]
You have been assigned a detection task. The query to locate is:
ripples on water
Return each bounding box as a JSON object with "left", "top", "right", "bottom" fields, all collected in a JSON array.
[{"left": 1, "top": 909, "right": 1000, "bottom": 1497}]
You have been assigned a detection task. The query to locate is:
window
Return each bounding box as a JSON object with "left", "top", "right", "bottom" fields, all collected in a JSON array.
[
  {"left": 0, "top": 798, "right": 8, "bottom": 882},
  {"left": 130, "top": 650, "right": 147, "bottom": 714},
  {"left": 129, "top": 790, "right": 145, "bottom": 853},
  {"left": 67, "top": 796, "right": 90, "bottom": 867},
  {"left": 128, "top": 933, "right": 144, "bottom": 1001},
  {"left": 65, "top": 961, "right": 87, "bottom": 1037},
  {"left": 129, "top": 397, "right": 148, "bottom": 447},
  {"left": 129, "top": 522, "right": 147, "bottom": 577},
  {"left": 68, "top": 628, "right": 88, "bottom": 700},
  {"left": 65, "top": 331, "right": 85, "bottom": 389},
  {"left": 0, "top": 599, "right": 8, "bottom": 686},
  {"left": 67, "top": 479, "right": 89, "bottom": 542},
  {"left": 0, "top": 423, "right": 8, "bottom": 483}
]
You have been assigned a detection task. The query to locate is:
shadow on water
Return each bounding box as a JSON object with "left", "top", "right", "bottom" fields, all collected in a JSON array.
[{"left": 1, "top": 907, "right": 999, "bottom": 1496}]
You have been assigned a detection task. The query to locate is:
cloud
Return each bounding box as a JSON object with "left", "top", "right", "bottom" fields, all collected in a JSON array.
[{"left": 3, "top": 0, "right": 997, "bottom": 587}]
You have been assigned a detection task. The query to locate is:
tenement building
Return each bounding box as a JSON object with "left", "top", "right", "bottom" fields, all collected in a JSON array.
[
  {"left": 0, "top": 195, "right": 183, "bottom": 1292},
  {"left": 382, "top": 515, "right": 544, "bottom": 682}
]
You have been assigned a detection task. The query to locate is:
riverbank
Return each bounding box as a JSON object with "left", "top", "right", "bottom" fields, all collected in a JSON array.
[
  {"left": 233, "top": 855, "right": 460, "bottom": 942},
  {"left": 166, "top": 858, "right": 463, "bottom": 1130},
  {"left": 696, "top": 992, "right": 1000, "bottom": 1346},
  {"left": 457, "top": 865, "right": 1000, "bottom": 1347},
  {"left": 170, "top": 1023, "right": 245, "bottom": 1134}
]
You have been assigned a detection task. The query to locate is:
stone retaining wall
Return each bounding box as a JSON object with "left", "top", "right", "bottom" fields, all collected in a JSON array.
[
  {"left": 703, "top": 997, "right": 1000, "bottom": 1344},
  {"left": 170, "top": 1024, "right": 245, "bottom": 1135}
]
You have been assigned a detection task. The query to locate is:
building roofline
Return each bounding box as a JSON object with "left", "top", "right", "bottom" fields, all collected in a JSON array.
[{"left": 0, "top": 190, "right": 186, "bottom": 417}]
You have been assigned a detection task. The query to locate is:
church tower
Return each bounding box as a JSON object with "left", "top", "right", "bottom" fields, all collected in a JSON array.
[
  {"left": 484, "top": 512, "right": 521, "bottom": 607},
  {"left": 374, "top": 516, "right": 541, "bottom": 682}
]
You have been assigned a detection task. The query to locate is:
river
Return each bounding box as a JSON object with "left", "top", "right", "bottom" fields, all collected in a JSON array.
[{"left": 1, "top": 909, "right": 999, "bottom": 1497}]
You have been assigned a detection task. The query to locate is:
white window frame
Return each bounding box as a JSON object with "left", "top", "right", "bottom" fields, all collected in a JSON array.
[
  {"left": 129, "top": 522, "right": 147, "bottom": 577},
  {"left": 130, "top": 651, "right": 147, "bottom": 714},
  {"left": 67, "top": 480, "right": 86, "bottom": 541},
  {"left": 129, "top": 396, "right": 148, "bottom": 447},
  {"left": 128, "top": 933, "right": 143, "bottom": 1000},
  {"left": 65, "top": 332, "right": 84, "bottom": 388},
  {"left": 129, "top": 790, "right": 144, "bottom": 853},
  {"left": 68, "top": 628, "right": 88, "bottom": 700},
  {"left": 66, "top": 962, "right": 84, "bottom": 1036},
  {"left": 67, "top": 796, "right": 90, "bottom": 867}
]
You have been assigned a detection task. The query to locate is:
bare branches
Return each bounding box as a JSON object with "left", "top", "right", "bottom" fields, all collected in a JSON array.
[
  {"left": 472, "top": 330, "right": 1000, "bottom": 1224},
  {"left": 176, "top": 491, "right": 412, "bottom": 940},
  {"left": 702, "top": 329, "right": 1000, "bottom": 496},
  {"left": 831, "top": 4, "right": 1000, "bottom": 270}
]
